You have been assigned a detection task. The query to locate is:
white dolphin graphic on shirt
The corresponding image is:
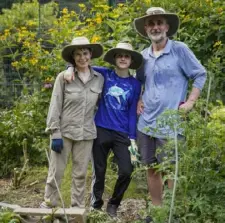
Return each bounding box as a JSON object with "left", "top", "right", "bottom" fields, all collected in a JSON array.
[{"left": 106, "top": 85, "right": 129, "bottom": 104}]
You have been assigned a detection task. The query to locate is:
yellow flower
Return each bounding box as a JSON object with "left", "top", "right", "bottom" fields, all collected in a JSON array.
[
  {"left": 217, "top": 8, "right": 223, "bottom": 13},
  {"left": 22, "top": 57, "right": 27, "bottom": 62},
  {"left": 40, "top": 65, "right": 47, "bottom": 70},
  {"left": 183, "top": 15, "right": 190, "bottom": 22},
  {"left": 96, "top": 16, "right": 102, "bottom": 24},
  {"left": 27, "top": 20, "right": 36, "bottom": 26},
  {"left": 78, "top": 3, "right": 85, "bottom": 9},
  {"left": 76, "top": 31, "right": 84, "bottom": 36},
  {"left": 23, "top": 41, "right": 30, "bottom": 48},
  {"left": 70, "top": 10, "right": 76, "bottom": 16},
  {"left": 4, "top": 29, "right": 10, "bottom": 37},
  {"left": 30, "top": 58, "right": 38, "bottom": 65},
  {"left": 91, "top": 35, "right": 101, "bottom": 43},
  {"left": 11, "top": 61, "right": 19, "bottom": 67},
  {"left": 62, "top": 8, "right": 68, "bottom": 14},
  {"left": 0, "top": 35, "right": 6, "bottom": 41},
  {"left": 30, "top": 33, "right": 36, "bottom": 38},
  {"left": 4, "top": 29, "right": 10, "bottom": 34},
  {"left": 102, "top": 5, "right": 110, "bottom": 11},
  {"left": 43, "top": 50, "right": 49, "bottom": 55},
  {"left": 45, "top": 77, "right": 52, "bottom": 82},
  {"left": 213, "top": 41, "right": 222, "bottom": 48},
  {"left": 110, "top": 14, "right": 119, "bottom": 19},
  {"left": 89, "top": 22, "right": 94, "bottom": 27}
]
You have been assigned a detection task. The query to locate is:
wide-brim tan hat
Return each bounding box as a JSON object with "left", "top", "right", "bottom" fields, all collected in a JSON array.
[
  {"left": 104, "top": 42, "right": 143, "bottom": 70},
  {"left": 134, "top": 7, "right": 180, "bottom": 38},
  {"left": 61, "top": 36, "right": 103, "bottom": 64}
]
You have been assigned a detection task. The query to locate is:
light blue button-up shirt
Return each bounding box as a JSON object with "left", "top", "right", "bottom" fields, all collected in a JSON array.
[{"left": 137, "top": 39, "right": 207, "bottom": 138}]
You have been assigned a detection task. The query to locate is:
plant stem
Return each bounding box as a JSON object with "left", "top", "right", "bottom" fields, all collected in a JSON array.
[
  {"left": 205, "top": 72, "right": 212, "bottom": 120},
  {"left": 168, "top": 125, "right": 179, "bottom": 223}
]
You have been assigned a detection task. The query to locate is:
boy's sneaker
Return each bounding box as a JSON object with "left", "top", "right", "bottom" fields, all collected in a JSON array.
[
  {"left": 145, "top": 216, "right": 153, "bottom": 223},
  {"left": 39, "top": 201, "right": 51, "bottom": 209},
  {"left": 137, "top": 215, "right": 153, "bottom": 223},
  {"left": 106, "top": 203, "right": 118, "bottom": 218}
]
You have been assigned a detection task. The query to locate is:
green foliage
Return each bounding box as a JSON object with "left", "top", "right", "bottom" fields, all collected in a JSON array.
[
  {"left": 0, "top": 0, "right": 57, "bottom": 31},
  {"left": 0, "top": 209, "right": 21, "bottom": 223},
  {"left": 141, "top": 101, "right": 225, "bottom": 222},
  {"left": 0, "top": 90, "right": 50, "bottom": 177},
  {"left": 87, "top": 209, "right": 115, "bottom": 223},
  {"left": 0, "top": 0, "right": 223, "bottom": 101}
]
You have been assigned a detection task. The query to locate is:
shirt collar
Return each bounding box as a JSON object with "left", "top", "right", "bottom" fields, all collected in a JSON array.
[
  {"left": 74, "top": 66, "right": 99, "bottom": 77},
  {"left": 149, "top": 39, "right": 172, "bottom": 57}
]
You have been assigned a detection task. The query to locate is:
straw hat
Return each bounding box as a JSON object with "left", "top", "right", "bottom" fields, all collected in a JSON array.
[
  {"left": 61, "top": 37, "right": 103, "bottom": 64},
  {"left": 134, "top": 7, "right": 180, "bottom": 38},
  {"left": 104, "top": 42, "right": 143, "bottom": 69}
]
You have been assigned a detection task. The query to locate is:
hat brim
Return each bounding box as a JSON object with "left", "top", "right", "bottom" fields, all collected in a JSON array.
[
  {"left": 104, "top": 48, "right": 143, "bottom": 70},
  {"left": 134, "top": 13, "right": 180, "bottom": 39},
  {"left": 61, "top": 44, "right": 103, "bottom": 64}
]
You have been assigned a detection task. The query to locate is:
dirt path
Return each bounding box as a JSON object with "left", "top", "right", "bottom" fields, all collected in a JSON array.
[
  {"left": 0, "top": 178, "right": 45, "bottom": 208},
  {"left": 0, "top": 178, "right": 147, "bottom": 222}
]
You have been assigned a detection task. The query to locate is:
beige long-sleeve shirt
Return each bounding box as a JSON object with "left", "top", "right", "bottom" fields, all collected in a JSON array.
[{"left": 46, "top": 67, "right": 104, "bottom": 140}]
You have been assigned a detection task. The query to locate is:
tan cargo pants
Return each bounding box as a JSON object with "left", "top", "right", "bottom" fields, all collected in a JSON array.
[{"left": 44, "top": 137, "right": 93, "bottom": 208}]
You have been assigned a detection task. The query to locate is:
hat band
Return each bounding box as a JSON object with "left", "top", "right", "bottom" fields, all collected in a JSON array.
[{"left": 147, "top": 10, "right": 165, "bottom": 15}]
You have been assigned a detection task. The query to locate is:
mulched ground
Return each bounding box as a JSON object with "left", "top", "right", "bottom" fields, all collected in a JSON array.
[{"left": 0, "top": 179, "right": 147, "bottom": 222}]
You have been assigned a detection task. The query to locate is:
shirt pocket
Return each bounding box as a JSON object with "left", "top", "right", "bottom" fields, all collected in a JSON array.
[
  {"left": 89, "top": 87, "right": 102, "bottom": 104},
  {"left": 64, "top": 89, "right": 83, "bottom": 105}
]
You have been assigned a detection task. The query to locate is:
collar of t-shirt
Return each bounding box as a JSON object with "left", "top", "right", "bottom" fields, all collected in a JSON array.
[{"left": 153, "top": 50, "right": 163, "bottom": 58}]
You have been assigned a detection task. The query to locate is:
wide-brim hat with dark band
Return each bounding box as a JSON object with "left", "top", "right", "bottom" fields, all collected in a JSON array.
[
  {"left": 61, "top": 36, "right": 103, "bottom": 64},
  {"left": 104, "top": 42, "right": 143, "bottom": 70},
  {"left": 133, "top": 7, "right": 180, "bottom": 39}
]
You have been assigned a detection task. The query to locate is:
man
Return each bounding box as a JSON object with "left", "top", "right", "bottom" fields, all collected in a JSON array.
[{"left": 133, "top": 7, "right": 206, "bottom": 206}]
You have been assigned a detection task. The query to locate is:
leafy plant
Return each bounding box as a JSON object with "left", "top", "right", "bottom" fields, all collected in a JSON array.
[{"left": 0, "top": 209, "right": 21, "bottom": 223}]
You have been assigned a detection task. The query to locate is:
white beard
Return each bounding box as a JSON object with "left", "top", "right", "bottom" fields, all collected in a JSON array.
[{"left": 147, "top": 31, "right": 167, "bottom": 43}]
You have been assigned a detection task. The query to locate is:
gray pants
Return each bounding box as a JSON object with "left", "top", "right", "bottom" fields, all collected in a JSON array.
[{"left": 44, "top": 137, "right": 93, "bottom": 207}]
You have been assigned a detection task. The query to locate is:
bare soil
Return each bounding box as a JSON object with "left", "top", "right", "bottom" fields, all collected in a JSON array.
[{"left": 0, "top": 176, "right": 147, "bottom": 222}]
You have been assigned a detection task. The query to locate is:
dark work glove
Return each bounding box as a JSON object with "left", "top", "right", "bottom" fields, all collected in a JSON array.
[{"left": 51, "top": 139, "right": 63, "bottom": 153}]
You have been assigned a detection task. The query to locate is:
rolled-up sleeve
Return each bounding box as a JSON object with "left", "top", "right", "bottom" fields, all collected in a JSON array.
[
  {"left": 45, "top": 72, "right": 64, "bottom": 139},
  {"left": 178, "top": 43, "right": 207, "bottom": 90}
]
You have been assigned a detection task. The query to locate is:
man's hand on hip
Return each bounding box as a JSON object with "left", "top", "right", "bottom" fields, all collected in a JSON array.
[{"left": 179, "top": 101, "right": 194, "bottom": 112}]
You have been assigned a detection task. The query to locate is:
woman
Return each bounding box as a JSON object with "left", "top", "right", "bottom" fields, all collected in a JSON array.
[
  {"left": 40, "top": 36, "right": 104, "bottom": 208},
  {"left": 65, "top": 42, "right": 142, "bottom": 217}
]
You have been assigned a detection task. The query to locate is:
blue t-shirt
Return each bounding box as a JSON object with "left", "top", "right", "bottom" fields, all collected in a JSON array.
[
  {"left": 93, "top": 67, "right": 141, "bottom": 139},
  {"left": 136, "top": 40, "right": 207, "bottom": 138}
]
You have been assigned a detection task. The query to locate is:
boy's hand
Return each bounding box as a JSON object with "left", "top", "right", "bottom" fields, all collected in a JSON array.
[
  {"left": 128, "top": 139, "right": 141, "bottom": 167},
  {"left": 64, "top": 67, "right": 75, "bottom": 83}
]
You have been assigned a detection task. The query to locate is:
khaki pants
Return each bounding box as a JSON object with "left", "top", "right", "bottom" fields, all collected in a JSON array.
[{"left": 44, "top": 137, "right": 93, "bottom": 208}]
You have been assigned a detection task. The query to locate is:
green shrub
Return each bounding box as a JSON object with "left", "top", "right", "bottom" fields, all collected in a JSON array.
[{"left": 0, "top": 90, "right": 50, "bottom": 177}]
